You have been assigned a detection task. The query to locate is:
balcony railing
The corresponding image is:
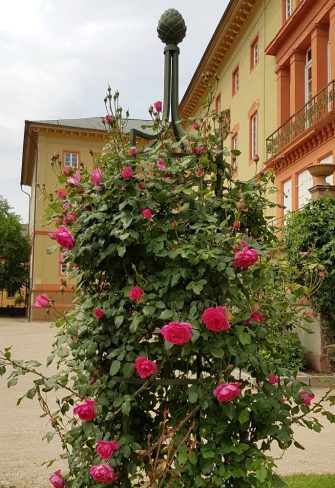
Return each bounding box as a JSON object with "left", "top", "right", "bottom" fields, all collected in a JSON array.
[{"left": 266, "top": 80, "right": 335, "bottom": 160}]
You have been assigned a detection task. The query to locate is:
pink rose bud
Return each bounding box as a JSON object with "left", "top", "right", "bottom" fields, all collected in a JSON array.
[
  {"left": 153, "top": 100, "right": 162, "bottom": 112},
  {"left": 172, "top": 220, "right": 178, "bottom": 229},
  {"left": 135, "top": 357, "right": 157, "bottom": 379},
  {"left": 161, "top": 322, "right": 192, "bottom": 345},
  {"left": 35, "top": 294, "right": 50, "bottom": 308},
  {"left": 300, "top": 390, "right": 315, "bottom": 406},
  {"left": 192, "top": 121, "right": 200, "bottom": 130},
  {"left": 156, "top": 158, "right": 165, "bottom": 170},
  {"left": 67, "top": 171, "right": 81, "bottom": 187},
  {"left": 213, "top": 382, "right": 241, "bottom": 403},
  {"left": 56, "top": 190, "right": 67, "bottom": 200},
  {"left": 96, "top": 440, "right": 120, "bottom": 461},
  {"left": 193, "top": 146, "right": 205, "bottom": 156},
  {"left": 49, "top": 225, "right": 75, "bottom": 250},
  {"left": 128, "top": 286, "right": 144, "bottom": 302},
  {"left": 90, "top": 464, "right": 117, "bottom": 483},
  {"left": 105, "top": 114, "right": 113, "bottom": 124},
  {"left": 129, "top": 147, "right": 138, "bottom": 157},
  {"left": 304, "top": 310, "right": 313, "bottom": 319},
  {"left": 63, "top": 168, "right": 71, "bottom": 176},
  {"left": 121, "top": 166, "right": 134, "bottom": 180},
  {"left": 196, "top": 167, "right": 204, "bottom": 177},
  {"left": 233, "top": 221, "right": 241, "bottom": 231},
  {"left": 247, "top": 310, "right": 266, "bottom": 324},
  {"left": 142, "top": 208, "right": 152, "bottom": 220},
  {"left": 73, "top": 399, "right": 97, "bottom": 421},
  {"left": 49, "top": 469, "right": 67, "bottom": 488},
  {"left": 268, "top": 374, "right": 279, "bottom": 385},
  {"left": 201, "top": 306, "right": 230, "bottom": 332},
  {"left": 91, "top": 167, "right": 103, "bottom": 186},
  {"left": 236, "top": 200, "right": 244, "bottom": 210},
  {"left": 233, "top": 241, "right": 259, "bottom": 269},
  {"left": 319, "top": 270, "right": 325, "bottom": 278},
  {"left": 63, "top": 213, "right": 77, "bottom": 224},
  {"left": 62, "top": 202, "right": 71, "bottom": 211},
  {"left": 93, "top": 308, "right": 104, "bottom": 319}
]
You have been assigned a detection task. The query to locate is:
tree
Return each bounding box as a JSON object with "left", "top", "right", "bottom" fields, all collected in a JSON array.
[{"left": 0, "top": 199, "right": 30, "bottom": 296}]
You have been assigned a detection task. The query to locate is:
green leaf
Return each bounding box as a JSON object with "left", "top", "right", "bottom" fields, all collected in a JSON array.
[
  {"left": 238, "top": 409, "right": 250, "bottom": 425},
  {"left": 188, "top": 387, "right": 198, "bottom": 403},
  {"left": 47, "top": 244, "right": 58, "bottom": 254},
  {"left": 110, "top": 360, "right": 121, "bottom": 376},
  {"left": 236, "top": 328, "right": 251, "bottom": 345},
  {"left": 143, "top": 305, "right": 155, "bottom": 317},
  {"left": 159, "top": 309, "right": 173, "bottom": 320},
  {"left": 122, "top": 363, "right": 135, "bottom": 379},
  {"left": 26, "top": 387, "right": 37, "bottom": 399},
  {"left": 129, "top": 315, "right": 143, "bottom": 333},
  {"left": 115, "top": 315, "right": 124, "bottom": 327},
  {"left": 7, "top": 376, "right": 18, "bottom": 388}
]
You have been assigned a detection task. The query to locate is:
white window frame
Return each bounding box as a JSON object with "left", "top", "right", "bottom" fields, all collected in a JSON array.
[
  {"left": 297, "top": 170, "right": 313, "bottom": 208},
  {"left": 64, "top": 152, "right": 79, "bottom": 168},
  {"left": 233, "top": 68, "right": 239, "bottom": 94},
  {"left": 251, "top": 113, "right": 258, "bottom": 159},
  {"left": 231, "top": 133, "right": 238, "bottom": 172},
  {"left": 286, "top": 0, "right": 293, "bottom": 20},
  {"left": 283, "top": 179, "right": 292, "bottom": 216},
  {"left": 252, "top": 39, "right": 259, "bottom": 67}
]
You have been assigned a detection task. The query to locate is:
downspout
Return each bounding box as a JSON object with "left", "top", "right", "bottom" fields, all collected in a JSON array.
[{"left": 20, "top": 183, "right": 31, "bottom": 316}]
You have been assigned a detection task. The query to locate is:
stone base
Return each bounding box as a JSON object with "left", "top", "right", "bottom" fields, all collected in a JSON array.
[
  {"left": 304, "top": 352, "right": 330, "bottom": 373},
  {"left": 309, "top": 184, "right": 335, "bottom": 200}
]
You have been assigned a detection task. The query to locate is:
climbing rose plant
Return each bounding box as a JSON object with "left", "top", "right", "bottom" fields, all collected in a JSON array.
[{"left": 2, "top": 85, "right": 335, "bottom": 488}]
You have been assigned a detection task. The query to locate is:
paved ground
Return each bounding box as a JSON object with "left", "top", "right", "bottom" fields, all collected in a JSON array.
[{"left": 0, "top": 318, "right": 335, "bottom": 487}]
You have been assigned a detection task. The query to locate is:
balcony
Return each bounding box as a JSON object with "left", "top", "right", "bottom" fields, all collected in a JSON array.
[{"left": 266, "top": 80, "right": 335, "bottom": 160}]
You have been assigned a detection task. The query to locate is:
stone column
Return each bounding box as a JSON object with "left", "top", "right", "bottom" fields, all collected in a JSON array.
[
  {"left": 311, "top": 23, "right": 329, "bottom": 96},
  {"left": 276, "top": 65, "right": 290, "bottom": 126},
  {"left": 329, "top": 5, "right": 335, "bottom": 81},
  {"left": 289, "top": 49, "right": 305, "bottom": 115}
]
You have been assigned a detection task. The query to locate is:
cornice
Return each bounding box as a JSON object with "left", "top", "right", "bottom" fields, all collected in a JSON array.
[{"left": 180, "top": 0, "right": 257, "bottom": 119}]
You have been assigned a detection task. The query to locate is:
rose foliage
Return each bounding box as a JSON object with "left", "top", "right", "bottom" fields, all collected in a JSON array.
[{"left": 2, "top": 88, "right": 335, "bottom": 488}]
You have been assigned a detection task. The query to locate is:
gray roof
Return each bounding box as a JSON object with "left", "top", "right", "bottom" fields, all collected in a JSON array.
[{"left": 32, "top": 117, "right": 154, "bottom": 135}]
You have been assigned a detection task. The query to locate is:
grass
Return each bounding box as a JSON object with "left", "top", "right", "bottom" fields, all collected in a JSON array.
[{"left": 284, "top": 475, "right": 335, "bottom": 487}]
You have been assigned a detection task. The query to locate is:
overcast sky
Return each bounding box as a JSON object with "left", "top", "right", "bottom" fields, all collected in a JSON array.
[{"left": 0, "top": 0, "right": 229, "bottom": 222}]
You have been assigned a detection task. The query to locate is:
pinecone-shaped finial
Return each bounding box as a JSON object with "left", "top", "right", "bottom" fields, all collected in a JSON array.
[{"left": 157, "top": 9, "right": 187, "bottom": 45}]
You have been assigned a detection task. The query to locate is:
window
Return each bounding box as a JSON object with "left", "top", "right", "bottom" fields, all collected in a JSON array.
[
  {"left": 283, "top": 179, "right": 292, "bottom": 215},
  {"left": 250, "top": 112, "right": 258, "bottom": 159},
  {"left": 7, "top": 288, "right": 15, "bottom": 299},
  {"left": 298, "top": 170, "right": 312, "bottom": 208},
  {"left": 285, "top": 0, "right": 293, "bottom": 20},
  {"left": 215, "top": 93, "right": 221, "bottom": 113},
  {"left": 232, "top": 67, "right": 239, "bottom": 95},
  {"left": 251, "top": 36, "right": 259, "bottom": 69},
  {"left": 231, "top": 133, "right": 238, "bottom": 172},
  {"left": 320, "top": 155, "right": 334, "bottom": 185},
  {"left": 64, "top": 152, "right": 79, "bottom": 168}
]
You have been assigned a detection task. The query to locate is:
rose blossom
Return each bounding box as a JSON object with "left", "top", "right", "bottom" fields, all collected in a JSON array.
[
  {"left": 128, "top": 147, "right": 138, "bottom": 157},
  {"left": 49, "top": 225, "right": 75, "bottom": 250},
  {"left": 121, "top": 166, "right": 134, "bottom": 180},
  {"left": 35, "top": 294, "right": 50, "bottom": 308},
  {"left": 105, "top": 114, "right": 113, "bottom": 124},
  {"left": 236, "top": 200, "right": 244, "bottom": 210},
  {"left": 213, "top": 382, "right": 241, "bottom": 403},
  {"left": 161, "top": 322, "right": 192, "bottom": 345},
  {"left": 201, "top": 306, "right": 230, "bottom": 332},
  {"left": 96, "top": 440, "right": 120, "bottom": 460},
  {"left": 73, "top": 399, "right": 97, "bottom": 421},
  {"left": 128, "top": 286, "right": 144, "bottom": 302},
  {"left": 193, "top": 146, "right": 205, "bottom": 156},
  {"left": 156, "top": 158, "right": 165, "bottom": 170},
  {"left": 91, "top": 167, "right": 103, "bottom": 186},
  {"left": 89, "top": 464, "right": 117, "bottom": 483},
  {"left": 233, "top": 241, "right": 259, "bottom": 269},
  {"left": 304, "top": 310, "right": 314, "bottom": 319},
  {"left": 142, "top": 208, "right": 152, "bottom": 220},
  {"left": 196, "top": 167, "right": 204, "bottom": 177},
  {"left": 233, "top": 221, "right": 241, "bottom": 231},
  {"left": 56, "top": 190, "right": 67, "bottom": 200},
  {"left": 192, "top": 121, "right": 200, "bottom": 130},
  {"left": 135, "top": 357, "right": 157, "bottom": 379},
  {"left": 247, "top": 310, "right": 266, "bottom": 324},
  {"left": 62, "top": 202, "right": 71, "bottom": 211},
  {"left": 67, "top": 171, "right": 81, "bottom": 186},
  {"left": 63, "top": 168, "right": 71, "bottom": 176},
  {"left": 268, "top": 374, "right": 279, "bottom": 385},
  {"left": 300, "top": 390, "right": 315, "bottom": 406},
  {"left": 93, "top": 308, "right": 104, "bottom": 319},
  {"left": 154, "top": 100, "right": 162, "bottom": 112},
  {"left": 49, "top": 469, "right": 67, "bottom": 488},
  {"left": 63, "top": 213, "right": 77, "bottom": 224}
]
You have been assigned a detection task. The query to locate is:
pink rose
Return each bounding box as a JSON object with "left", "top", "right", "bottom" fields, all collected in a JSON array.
[
  {"left": 94, "top": 308, "right": 104, "bottom": 319},
  {"left": 49, "top": 225, "right": 75, "bottom": 250},
  {"left": 135, "top": 357, "right": 157, "bottom": 379},
  {"left": 91, "top": 167, "right": 103, "bottom": 186},
  {"left": 304, "top": 310, "right": 313, "bottom": 319},
  {"left": 56, "top": 190, "right": 67, "bottom": 200},
  {"left": 247, "top": 310, "right": 266, "bottom": 324},
  {"left": 142, "top": 208, "right": 152, "bottom": 220},
  {"left": 63, "top": 213, "right": 77, "bottom": 224},
  {"left": 193, "top": 121, "right": 200, "bottom": 130},
  {"left": 156, "top": 158, "right": 165, "bottom": 170},
  {"left": 233, "top": 221, "right": 240, "bottom": 231},
  {"left": 300, "top": 391, "right": 315, "bottom": 406},
  {"left": 89, "top": 464, "right": 117, "bottom": 483},
  {"left": 96, "top": 440, "right": 120, "bottom": 461},
  {"left": 268, "top": 374, "right": 279, "bottom": 385},
  {"left": 129, "top": 147, "right": 138, "bottom": 157},
  {"left": 105, "top": 114, "right": 113, "bottom": 124},
  {"left": 35, "top": 294, "right": 50, "bottom": 308},
  {"left": 154, "top": 100, "right": 162, "bottom": 112},
  {"left": 236, "top": 200, "right": 244, "bottom": 210},
  {"left": 49, "top": 469, "right": 67, "bottom": 488},
  {"left": 62, "top": 202, "right": 71, "bottom": 211},
  {"left": 196, "top": 167, "right": 204, "bottom": 177},
  {"left": 128, "top": 286, "right": 144, "bottom": 302},
  {"left": 193, "top": 146, "right": 205, "bottom": 156},
  {"left": 201, "top": 306, "right": 230, "bottom": 332},
  {"left": 161, "top": 322, "right": 192, "bottom": 345},
  {"left": 73, "top": 399, "right": 97, "bottom": 421},
  {"left": 121, "top": 166, "right": 134, "bottom": 180},
  {"left": 233, "top": 241, "right": 259, "bottom": 269},
  {"left": 63, "top": 168, "right": 71, "bottom": 176},
  {"left": 213, "top": 382, "right": 241, "bottom": 403},
  {"left": 67, "top": 171, "right": 81, "bottom": 187}
]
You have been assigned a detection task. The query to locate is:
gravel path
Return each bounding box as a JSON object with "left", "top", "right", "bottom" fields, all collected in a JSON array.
[{"left": 0, "top": 317, "right": 335, "bottom": 487}]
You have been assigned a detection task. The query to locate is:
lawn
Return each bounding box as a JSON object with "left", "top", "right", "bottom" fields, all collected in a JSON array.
[{"left": 284, "top": 474, "right": 335, "bottom": 487}]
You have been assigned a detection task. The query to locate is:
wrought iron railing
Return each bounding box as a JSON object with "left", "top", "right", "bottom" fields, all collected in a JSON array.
[{"left": 266, "top": 79, "right": 335, "bottom": 159}]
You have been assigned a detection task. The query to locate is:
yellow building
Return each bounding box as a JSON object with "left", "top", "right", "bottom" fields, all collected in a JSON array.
[
  {"left": 180, "top": 0, "right": 281, "bottom": 181},
  {"left": 21, "top": 117, "right": 151, "bottom": 320}
]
